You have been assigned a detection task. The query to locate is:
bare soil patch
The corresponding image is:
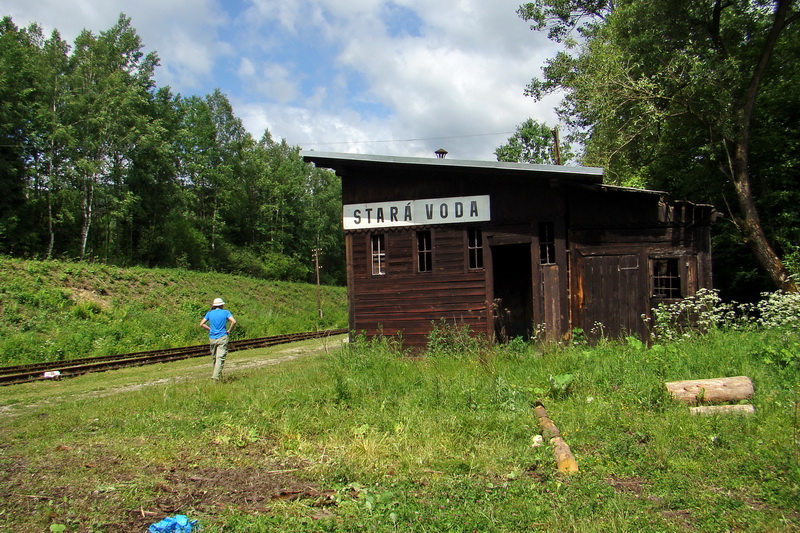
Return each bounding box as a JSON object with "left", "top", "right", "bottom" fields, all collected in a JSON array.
[
  {"left": 0, "top": 441, "right": 339, "bottom": 531},
  {"left": 70, "top": 288, "right": 113, "bottom": 310}
]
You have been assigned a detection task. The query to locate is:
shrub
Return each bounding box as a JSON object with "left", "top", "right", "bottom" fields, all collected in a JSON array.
[
  {"left": 648, "top": 288, "right": 740, "bottom": 342},
  {"left": 425, "top": 319, "right": 487, "bottom": 359},
  {"left": 650, "top": 287, "right": 800, "bottom": 344},
  {"left": 259, "top": 251, "right": 311, "bottom": 282},
  {"left": 752, "top": 289, "right": 800, "bottom": 329}
]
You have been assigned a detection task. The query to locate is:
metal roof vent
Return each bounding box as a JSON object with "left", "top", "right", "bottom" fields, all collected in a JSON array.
[{"left": 435, "top": 148, "right": 448, "bottom": 159}]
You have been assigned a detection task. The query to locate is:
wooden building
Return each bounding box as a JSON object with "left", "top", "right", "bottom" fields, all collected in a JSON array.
[{"left": 301, "top": 151, "right": 715, "bottom": 349}]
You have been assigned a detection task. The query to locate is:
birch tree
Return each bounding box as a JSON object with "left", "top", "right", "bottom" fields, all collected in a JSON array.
[{"left": 64, "top": 14, "right": 158, "bottom": 259}]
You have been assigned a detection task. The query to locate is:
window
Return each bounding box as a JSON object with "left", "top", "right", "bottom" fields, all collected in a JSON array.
[
  {"left": 652, "top": 258, "right": 681, "bottom": 298},
  {"left": 468, "top": 229, "right": 484, "bottom": 269},
  {"left": 371, "top": 234, "right": 386, "bottom": 275},
  {"left": 417, "top": 231, "right": 432, "bottom": 272},
  {"left": 539, "top": 222, "right": 556, "bottom": 265}
]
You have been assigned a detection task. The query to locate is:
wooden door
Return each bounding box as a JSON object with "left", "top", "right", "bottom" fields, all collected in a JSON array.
[{"left": 575, "top": 254, "right": 647, "bottom": 340}]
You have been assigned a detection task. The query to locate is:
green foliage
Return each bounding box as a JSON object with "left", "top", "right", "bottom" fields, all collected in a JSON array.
[
  {"left": 625, "top": 335, "right": 645, "bottom": 351},
  {"left": 1, "top": 319, "right": 799, "bottom": 531},
  {"left": 425, "top": 319, "right": 488, "bottom": 359},
  {"left": 649, "top": 287, "right": 800, "bottom": 344},
  {"left": 518, "top": 0, "right": 800, "bottom": 292},
  {"left": 752, "top": 288, "right": 800, "bottom": 329},
  {"left": 570, "top": 327, "right": 586, "bottom": 345},
  {"left": 0, "top": 15, "right": 345, "bottom": 286},
  {"left": 0, "top": 257, "right": 347, "bottom": 365},
  {"left": 494, "top": 118, "right": 573, "bottom": 164},
  {"left": 548, "top": 372, "right": 575, "bottom": 397},
  {"left": 761, "top": 342, "right": 800, "bottom": 370}
]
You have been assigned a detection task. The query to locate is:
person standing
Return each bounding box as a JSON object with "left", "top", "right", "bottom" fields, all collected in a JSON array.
[{"left": 199, "top": 297, "right": 236, "bottom": 381}]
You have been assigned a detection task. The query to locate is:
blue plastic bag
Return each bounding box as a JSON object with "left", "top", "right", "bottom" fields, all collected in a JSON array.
[{"left": 148, "top": 514, "right": 198, "bottom": 532}]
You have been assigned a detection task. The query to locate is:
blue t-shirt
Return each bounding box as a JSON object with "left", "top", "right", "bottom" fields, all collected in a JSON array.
[{"left": 204, "top": 308, "right": 233, "bottom": 339}]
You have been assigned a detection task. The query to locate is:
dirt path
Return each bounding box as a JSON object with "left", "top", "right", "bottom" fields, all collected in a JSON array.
[
  {"left": 0, "top": 337, "right": 346, "bottom": 417},
  {"left": 75, "top": 345, "right": 328, "bottom": 397}
]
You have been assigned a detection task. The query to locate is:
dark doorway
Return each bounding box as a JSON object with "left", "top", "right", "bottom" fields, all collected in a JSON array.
[{"left": 491, "top": 244, "right": 533, "bottom": 341}]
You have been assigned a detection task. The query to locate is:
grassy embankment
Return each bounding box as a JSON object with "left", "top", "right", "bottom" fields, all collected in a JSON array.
[
  {"left": 0, "top": 256, "right": 348, "bottom": 366},
  {"left": 0, "top": 259, "right": 798, "bottom": 531}
]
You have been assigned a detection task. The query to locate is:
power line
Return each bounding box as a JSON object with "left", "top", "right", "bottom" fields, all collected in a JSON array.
[{"left": 300, "top": 131, "right": 515, "bottom": 146}]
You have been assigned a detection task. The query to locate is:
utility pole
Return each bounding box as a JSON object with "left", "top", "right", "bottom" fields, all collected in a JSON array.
[
  {"left": 552, "top": 127, "right": 562, "bottom": 165},
  {"left": 312, "top": 246, "right": 323, "bottom": 320}
]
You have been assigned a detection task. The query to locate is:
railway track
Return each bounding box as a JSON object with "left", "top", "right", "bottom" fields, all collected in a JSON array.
[{"left": 0, "top": 329, "right": 348, "bottom": 386}]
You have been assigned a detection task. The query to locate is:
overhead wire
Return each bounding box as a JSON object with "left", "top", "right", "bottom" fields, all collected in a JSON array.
[{"left": 299, "top": 131, "right": 516, "bottom": 146}]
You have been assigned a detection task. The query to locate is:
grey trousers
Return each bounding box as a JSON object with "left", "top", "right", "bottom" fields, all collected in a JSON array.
[{"left": 210, "top": 335, "right": 229, "bottom": 380}]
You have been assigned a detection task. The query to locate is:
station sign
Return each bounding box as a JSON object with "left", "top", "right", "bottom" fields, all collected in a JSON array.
[{"left": 343, "top": 195, "right": 491, "bottom": 230}]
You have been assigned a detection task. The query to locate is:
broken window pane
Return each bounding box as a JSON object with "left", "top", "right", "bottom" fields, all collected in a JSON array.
[{"left": 652, "top": 258, "right": 681, "bottom": 298}]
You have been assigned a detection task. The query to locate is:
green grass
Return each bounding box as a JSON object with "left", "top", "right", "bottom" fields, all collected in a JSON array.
[
  {"left": 0, "top": 256, "right": 348, "bottom": 366},
  {"left": 0, "top": 325, "right": 798, "bottom": 532}
]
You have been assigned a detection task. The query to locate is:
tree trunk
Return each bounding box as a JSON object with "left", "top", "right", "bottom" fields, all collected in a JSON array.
[
  {"left": 211, "top": 195, "right": 217, "bottom": 252},
  {"left": 728, "top": 0, "right": 798, "bottom": 292},
  {"left": 46, "top": 188, "right": 54, "bottom": 259},
  {"left": 533, "top": 401, "right": 579, "bottom": 474},
  {"left": 46, "top": 137, "right": 56, "bottom": 259},
  {"left": 731, "top": 154, "right": 797, "bottom": 292},
  {"left": 46, "top": 83, "right": 58, "bottom": 260},
  {"left": 690, "top": 404, "right": 755, "bottom": 415},
  {"left": 80, "top": 179, "right": 94, "bottom": 260},
  {"left": 551, "top": 437, "right": 579, "bottom": 474}
]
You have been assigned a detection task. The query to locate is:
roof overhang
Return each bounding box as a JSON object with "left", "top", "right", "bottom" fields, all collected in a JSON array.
[{"left": 301, "top": 150, "right": 605, "bottom": 184}]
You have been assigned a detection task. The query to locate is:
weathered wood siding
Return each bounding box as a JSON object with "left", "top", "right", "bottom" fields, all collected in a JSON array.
[
  {"left": 348, "top": 227, "right": 488, "bottom": 348},
  {"left": 305, "top": 152, "right": 715, "bottom": 348},
  {"left": 341, "top": 169, "right": 573, "bottom": 348},
  {"left": 568, "top": 188, "right": 714, "bottom": 341}
]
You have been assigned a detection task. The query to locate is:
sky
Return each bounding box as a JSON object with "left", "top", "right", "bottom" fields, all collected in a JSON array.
[{"left": 2, "top": 0, "right": 565, "bottom": 161}]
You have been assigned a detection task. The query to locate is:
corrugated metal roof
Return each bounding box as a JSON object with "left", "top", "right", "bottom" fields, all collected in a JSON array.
[{"left": 300, "top": 150, "right": 605, "bottom": 181}]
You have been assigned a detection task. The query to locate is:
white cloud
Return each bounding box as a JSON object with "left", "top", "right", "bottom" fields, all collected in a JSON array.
[
  {"left": 291, "top": 0, "right": 562, "bottom": 158},
  {"left": 3, "top": 0, "right": 566, "bottom": 160},
  {"left": 305, "top": 86, "right": 329, "bottom": 109},
  {"left": 249, "top": 62, "right": 301, "bottom": 103},
  {"left": 238, "top": 57, "right": 257, "bottom": 78},
  {"left": 4, "top": 0, "right": 229, "bottom": 91}
]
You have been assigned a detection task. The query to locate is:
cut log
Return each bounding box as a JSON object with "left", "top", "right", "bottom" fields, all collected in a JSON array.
[
  {"left": 665, "top": 376, "right": 754, "bottom": 405},
  {"left": 551, "top": 437, "right": 579, "bottom": 474},
  {"left": 537, "top": 416, "right": 560, "bottom": 441},
  {"left": 532, "top": 400, "right": 578, "bottom": 474},
  {"left": 690, "top": 404, "right": 756, "bottom": 416}
]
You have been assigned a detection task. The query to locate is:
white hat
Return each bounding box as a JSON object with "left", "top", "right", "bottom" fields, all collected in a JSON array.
[{"left": 212, "top": 298, "right": 225, "bottom": 307}]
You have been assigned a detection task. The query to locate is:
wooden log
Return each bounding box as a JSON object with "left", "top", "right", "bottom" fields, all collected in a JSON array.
[
  {"left": 532, "top": 401, "right": 578, "bottom": 474},
  {"left": 551, "top": 437, "right": 579, "bottom": 474},
  {"left": 690, "top": 404, "right": 756, "bottom": 416},
  {"left": 665, "top": 376, "right": 754, "bottom": 405},
  {"left": 534, "top": 403, "right": 561, "bottom": 440},
  {"left": 538, "top": 416, "right": 561, "bottom": 441}
]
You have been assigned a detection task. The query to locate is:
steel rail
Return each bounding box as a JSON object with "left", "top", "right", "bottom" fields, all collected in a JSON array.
[{"left": 0, "top": 329, "right": 347, "bottom": 386}]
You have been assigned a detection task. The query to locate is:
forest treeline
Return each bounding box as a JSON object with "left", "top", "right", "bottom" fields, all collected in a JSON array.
[{"left": 0, "top": 14, "right": 345, "bottom": 285}]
